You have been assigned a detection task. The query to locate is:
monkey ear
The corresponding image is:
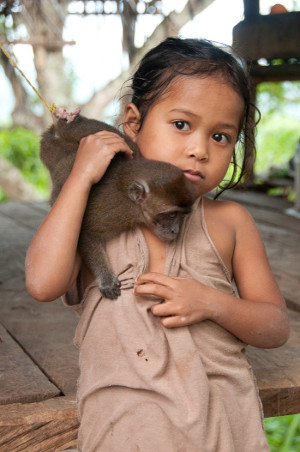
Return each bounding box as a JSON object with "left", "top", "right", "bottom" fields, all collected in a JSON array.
[{"left": 128, "top": 180, "right": 149, "bottom": 203}]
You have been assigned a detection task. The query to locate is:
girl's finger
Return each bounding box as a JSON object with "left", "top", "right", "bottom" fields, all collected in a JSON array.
[
  {"left": 80, "top": 132, "right": 133, "bottom": 157},
  {"left": 161, "top": 315, "right": 190, "bottom": 328},
  {"left": 134, "top": 281, "right": 170, "bottom": 300},
  {"left": 136, "top": 272, "right": 175, "bottom": 287},
  {"left": 151, "top": 301, "right": 174, "bottom": 317}
]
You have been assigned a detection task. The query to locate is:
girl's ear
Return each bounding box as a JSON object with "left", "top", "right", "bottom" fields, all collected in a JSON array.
[{"left": 123, "top": 103, "right": 141, "bottom": 141}]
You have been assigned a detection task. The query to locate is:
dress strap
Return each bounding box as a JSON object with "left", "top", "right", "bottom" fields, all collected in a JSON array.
[{"left": 199, "top": 196, "right": 232, "bottom": 283}]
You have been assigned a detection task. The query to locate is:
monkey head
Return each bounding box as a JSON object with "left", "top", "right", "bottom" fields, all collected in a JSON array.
[{"left": 127, "top": 170, "right": 198, "bottom": 242}]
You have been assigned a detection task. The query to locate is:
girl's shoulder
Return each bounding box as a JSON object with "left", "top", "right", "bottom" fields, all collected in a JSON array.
[
  {"left": 202, "top": 197, "right": 258, "bottom": 276},
  {"left": 203, "top": 196, "right": 264, "bottom": 253},
  {"left": 203, "top": 196, "right": 254, "bottom": 228}
]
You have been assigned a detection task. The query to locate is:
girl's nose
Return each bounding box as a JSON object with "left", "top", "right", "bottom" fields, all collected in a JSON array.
[{"left": 185, "top": 140, "right": 209, "bottom": 161}]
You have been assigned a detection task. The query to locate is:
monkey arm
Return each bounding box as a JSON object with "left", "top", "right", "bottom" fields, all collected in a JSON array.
[{"left": 33, "top": 116, "right": 136, "bottom": 301}]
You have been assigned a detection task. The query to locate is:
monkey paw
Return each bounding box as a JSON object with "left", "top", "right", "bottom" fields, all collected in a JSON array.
[
  {"left": 53, "top": 107, "right": 81, "bottom": 124},
  {"left": 98, "top": 274, "right": 121, "bottom": 300}
]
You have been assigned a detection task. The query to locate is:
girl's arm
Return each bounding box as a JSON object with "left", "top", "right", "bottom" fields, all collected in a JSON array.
[
  {"left": 25, "top": 131, "right": 133, "bottom": 302},
  {"left": 134, "top": 203, "right": 289, "bottom": 349}
]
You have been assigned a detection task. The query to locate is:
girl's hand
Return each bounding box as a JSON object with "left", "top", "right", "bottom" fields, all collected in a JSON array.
[
  {"left": 72, "top": 131, "right": 133, "bottom": 187},
  {"left": 134, "top": 272, "right": 216, "bottom": 328}
]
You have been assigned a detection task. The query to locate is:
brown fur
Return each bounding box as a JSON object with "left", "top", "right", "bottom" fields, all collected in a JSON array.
[{"left": 40, "top": 113, "right": 198, "bottom": 299}]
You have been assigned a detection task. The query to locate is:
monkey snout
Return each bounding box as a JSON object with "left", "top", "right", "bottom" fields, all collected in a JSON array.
[{"left": 171, "top": 224, "right": 180, "bottom": 235}]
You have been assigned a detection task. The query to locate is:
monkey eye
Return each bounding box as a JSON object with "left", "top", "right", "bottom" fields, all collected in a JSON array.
[{"left": 168, "top": 212, "right": 177, "bottom": 218}]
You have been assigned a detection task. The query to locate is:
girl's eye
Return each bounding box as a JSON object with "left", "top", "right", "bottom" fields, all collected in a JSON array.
[
  {"left": 213, "top": 133, "right": 228, "bottom": 144},
  {"left": 173, "top": 121, "right": 190, "bottom": 131}
]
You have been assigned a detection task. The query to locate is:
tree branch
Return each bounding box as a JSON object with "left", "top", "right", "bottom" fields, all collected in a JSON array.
[
  {"left": 0, "top": 50, "right": 45, "bottom": 133},
  {"left": 81, "top": 0, "right": 215, "bottom": 118},
  {"left": 0, "top": 38, "right": 76, "bottom": 48}
]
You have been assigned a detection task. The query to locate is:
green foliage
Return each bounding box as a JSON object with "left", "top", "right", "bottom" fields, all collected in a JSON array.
[
  {"left": 255, "top": 114, "right": 300, "bottom": 174},
  {"left": 255, "top": 81, "right": 300, "bottom": 175},
  {"left": 253, "top": 81, "right": 300, "bottom": 200},
  {"left": 257, "top": 81, "right": 300, "bottom": 116},
  {"left": 265, "top": 415, "right": 300, "bottom": 452},
  {"left": 0, "top": 127, "right": 50, "bottom": 201}
]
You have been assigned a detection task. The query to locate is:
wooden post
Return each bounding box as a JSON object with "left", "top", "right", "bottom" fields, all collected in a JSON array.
[
  {"left": 295, "top": 141, "right": 300, "bottom": 211},
  {"left": 243, "top": 0, "right": 259, "bottom": 20}
]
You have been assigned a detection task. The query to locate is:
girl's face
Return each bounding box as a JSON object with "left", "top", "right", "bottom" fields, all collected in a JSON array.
[{"left": 123, "top": 75, "right": 245, "bottom": 196}]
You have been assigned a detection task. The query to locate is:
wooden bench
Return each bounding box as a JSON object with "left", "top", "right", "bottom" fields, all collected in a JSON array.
[{"left": 0, "top": 192, "right": 299, "bottom": 451}]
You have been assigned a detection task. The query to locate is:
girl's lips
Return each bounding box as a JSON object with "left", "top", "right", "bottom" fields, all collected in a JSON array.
[{"left": 183, "top": 170, "right": 204, "bottom": 183}]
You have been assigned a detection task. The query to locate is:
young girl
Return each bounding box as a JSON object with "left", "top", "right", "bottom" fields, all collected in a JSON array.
[{"left": 26, "top": 38, "right": 289, "bottom": 451}]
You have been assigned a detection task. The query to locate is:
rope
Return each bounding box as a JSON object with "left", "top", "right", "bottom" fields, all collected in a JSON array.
[{"left": 0, "top": 43, "right": 56, "bottom": 115}]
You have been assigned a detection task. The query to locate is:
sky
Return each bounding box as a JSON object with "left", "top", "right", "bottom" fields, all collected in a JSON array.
[{"left": 0, "top": 0, "right": 299, "bottom": 122}]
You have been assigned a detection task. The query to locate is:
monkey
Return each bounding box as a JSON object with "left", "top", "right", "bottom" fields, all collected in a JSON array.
[{"left": 40, "top": 108, "right": 198, "bottom": 299}]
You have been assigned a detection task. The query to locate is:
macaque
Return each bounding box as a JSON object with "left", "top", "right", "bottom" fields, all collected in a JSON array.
[{"left": 40, "top": 108, "right": 198, "bottom": 299}]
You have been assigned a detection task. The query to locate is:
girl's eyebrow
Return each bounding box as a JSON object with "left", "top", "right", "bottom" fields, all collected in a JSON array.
[
  {"left": 169, "top": 109, "right": 239, "bottom": 133},
  {"left": 215, "top": 122, "right": 239, "bottom": 133},
  {"left": 169, "top": 108, "right": 198, "bottom": 117}
]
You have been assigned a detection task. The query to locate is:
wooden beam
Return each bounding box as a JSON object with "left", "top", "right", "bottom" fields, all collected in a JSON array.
[
  {"left": 0, "top": 322, "right": 60, "bottom": 405},
  {"left": 0, "top": 396, "right": 78, "bottom": 452},
  {"left": 233, "top": 12, "right": 300, "bottom": 61},
  {"left": 247, "top": 311, "right": 300, "bottom": 417},
  {"left": 250, "top": 63, "right": 300, "bottom": 82}
]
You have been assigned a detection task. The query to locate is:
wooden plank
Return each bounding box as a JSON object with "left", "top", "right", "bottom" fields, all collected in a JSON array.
[
  {"left": 0, "top": 323, "right": 59, "bottom": 405},
  {"left": 0, "top": 289, "right": 79, "bottom": 397},
  {"left": 0, "top": 212, "right": 34, "bottom": 286},
  {"left": 258, "top": 223, "right": 300, "bottom": 311},
  {"left": 247, "top": 310, "right": 300, "bottom": 417},
  {"left": 215, "top": 190, "right": 300, "bottom": 233},
  {"left": 222, "top": 190, "right": 293, "bottom": 213},
  {"left": 0, "top": 207, "right": 79, "bottom": 397},
  {"left": 0, "top": 396, "right": 78, "bottom": 452},
  {"left": 221, "top": 191, "right": 300, "bottom": 233},
  {"left": 246, "top": 205, "right": 300, "bottom": 234},
  {"left": 0, "top": 201, "right": 48, "bottom": 231}
]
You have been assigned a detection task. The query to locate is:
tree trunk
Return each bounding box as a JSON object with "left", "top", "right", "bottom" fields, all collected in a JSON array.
[
  {"left": 82, "top": 0, "right": 216, "bottom": 119},
  {"left": 0, "top": 159, "right": 42, "bottom": 201},
  {"left": 121, "top": 0, "right": 138, "bottom": 63},
  {"left": 22, "top": 0, "right": 71, "bottom": 124},
  {"left": 0, "top": 47, "right": 45, "bottom": 133},
  {"left": 1, "top": 0, "right": 216, "bottom": 127}
]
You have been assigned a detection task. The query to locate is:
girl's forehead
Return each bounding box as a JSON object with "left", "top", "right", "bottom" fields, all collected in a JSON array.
[
  {"left": 147, "top": 74, "right": 245, "bottom": 128},
  {"left": 168, "top": 73, "right": 238, "bottom": 94},
  {"left": 157, "top": 74, "right": 244, "bottom": 107}
]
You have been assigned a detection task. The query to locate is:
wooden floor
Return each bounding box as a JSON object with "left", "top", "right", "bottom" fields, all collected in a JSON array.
[{"left": 0, "top": 191, "right": 300, "bottom": 451}]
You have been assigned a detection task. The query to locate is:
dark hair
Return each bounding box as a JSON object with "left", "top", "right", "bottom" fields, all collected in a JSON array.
[{"left": 128, "top": 37, "right": 259, "bottom": 196}]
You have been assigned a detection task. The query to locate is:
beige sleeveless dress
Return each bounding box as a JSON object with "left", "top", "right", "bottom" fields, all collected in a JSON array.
[{"left": 63, "top": 197, "right": 269, "bottom": 452}]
